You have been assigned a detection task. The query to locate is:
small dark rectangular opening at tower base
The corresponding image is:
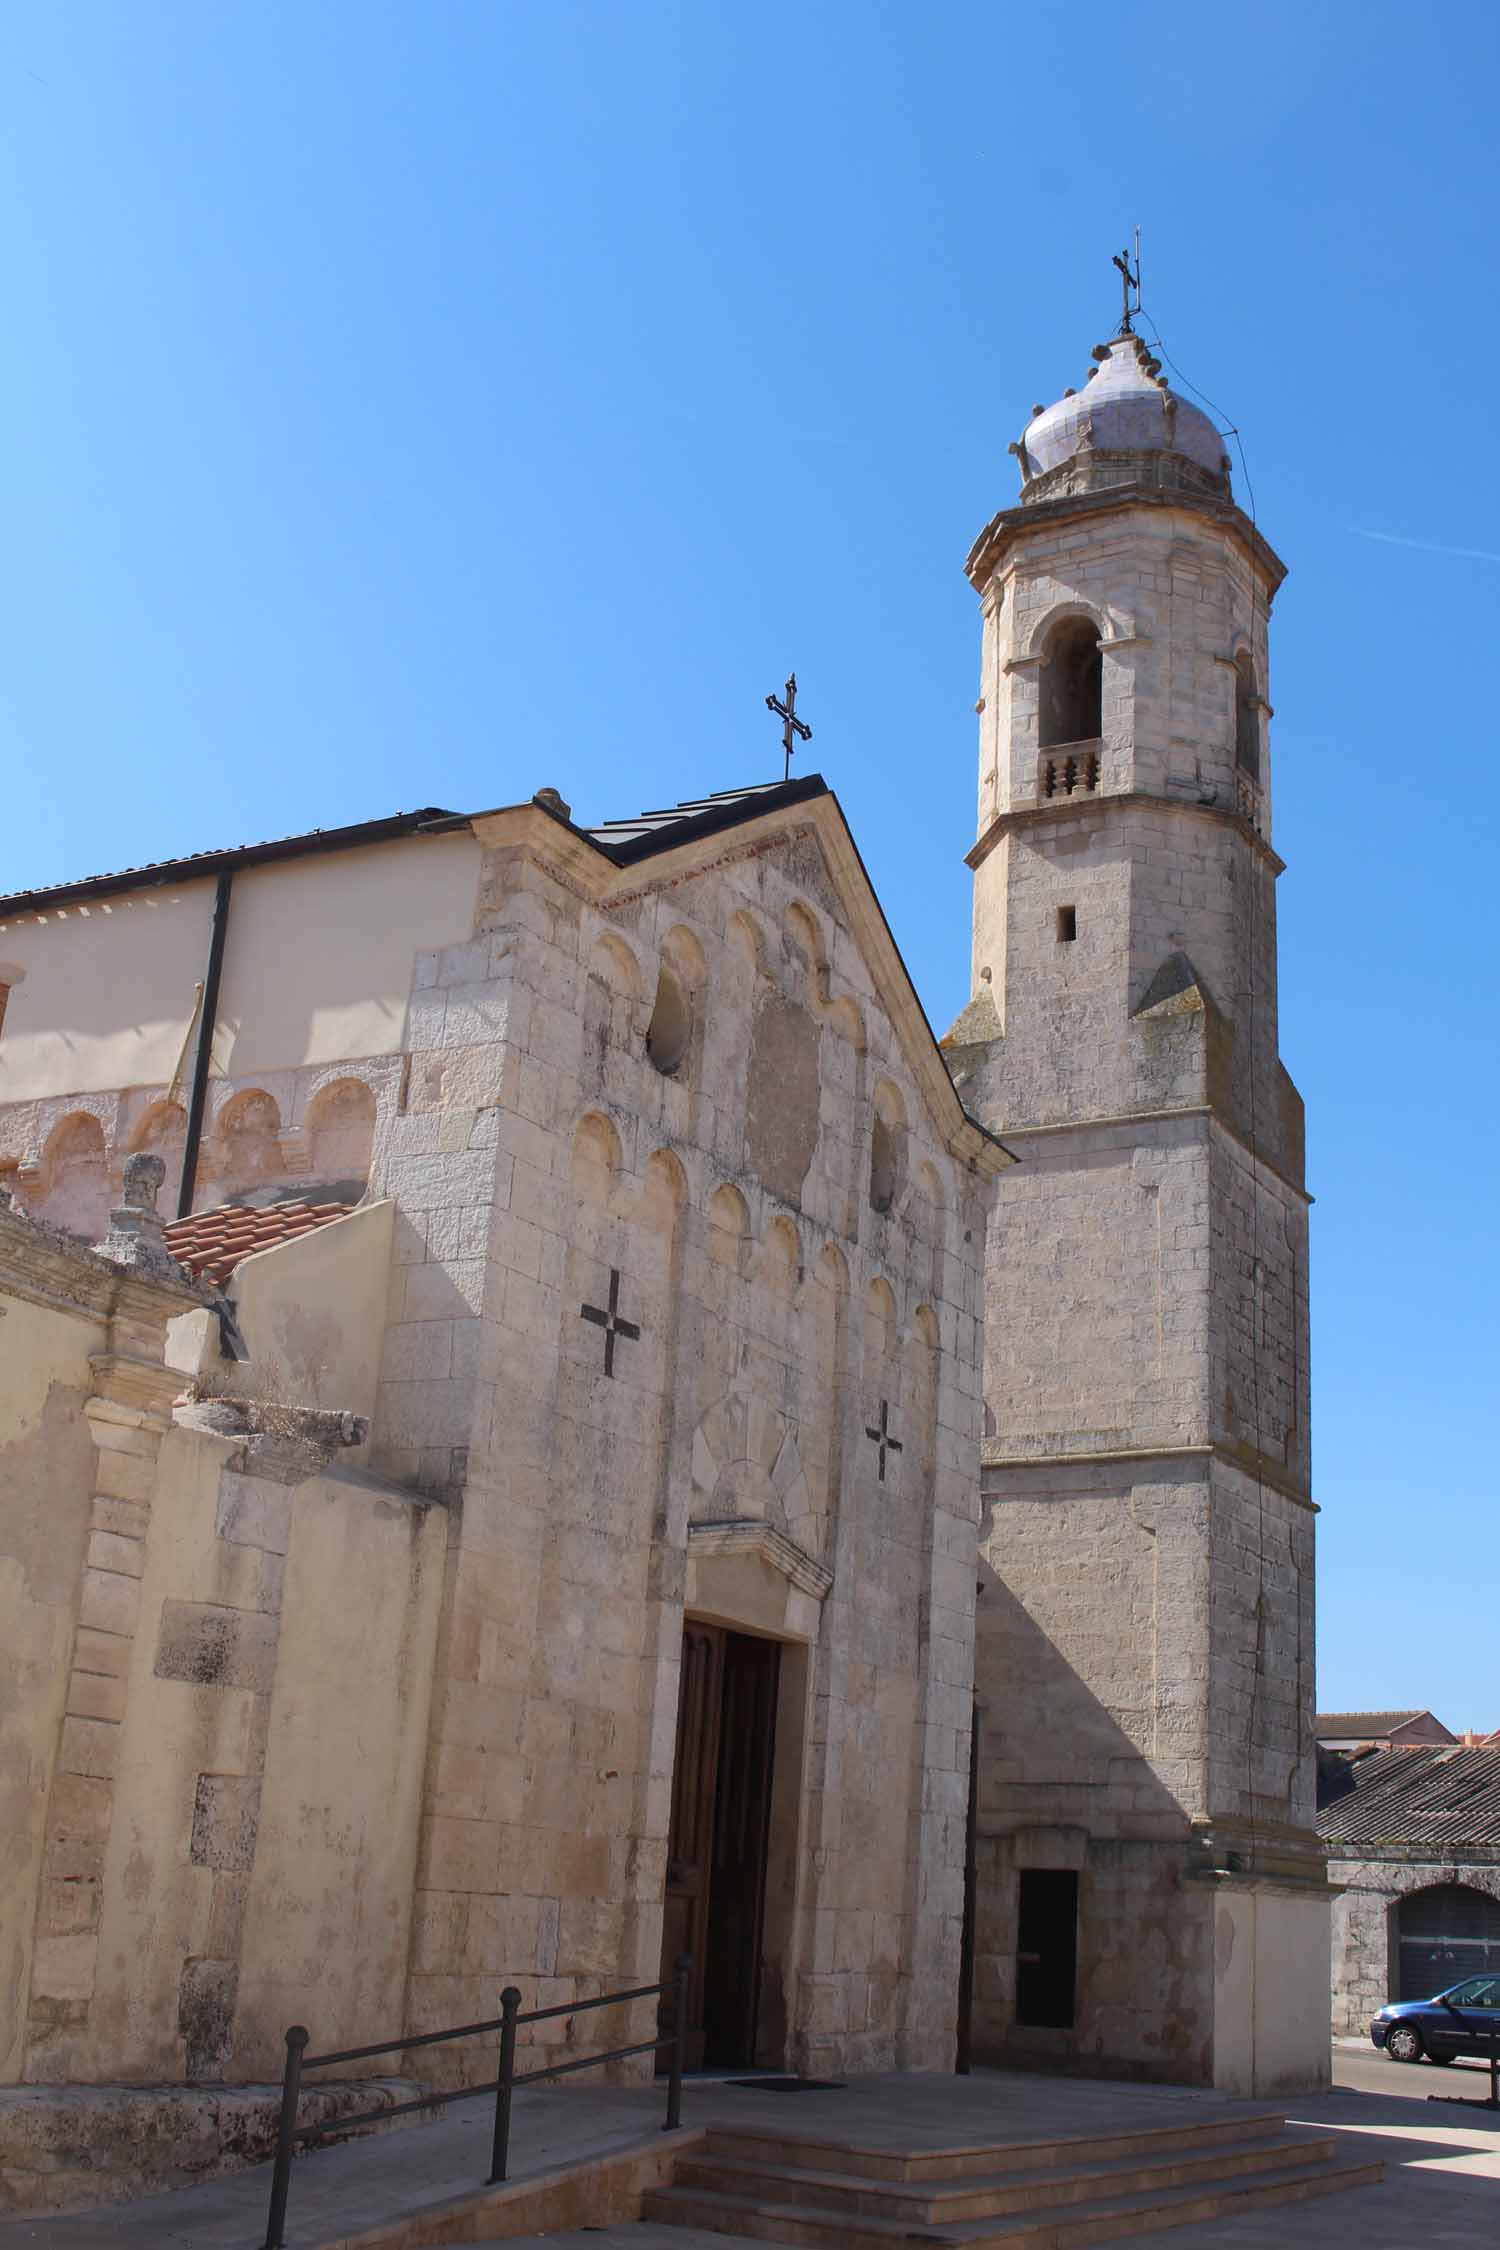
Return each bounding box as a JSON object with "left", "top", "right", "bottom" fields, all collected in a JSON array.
[
  {"left": 1056, "top": 906, "right": 1077, "bottom": 943},
  {"left": 1016, "top": 1869, "right": 1079, "bottom": 2029}
]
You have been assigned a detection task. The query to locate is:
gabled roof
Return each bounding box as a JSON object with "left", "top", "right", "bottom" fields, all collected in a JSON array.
[
  {"left": 165, "top": 1198, "right": 356, "bottom": 1290},
  {"left": 579, "top": 778, "right": 824, "bottom": 864},
  {"left": 1318, "top": 1746, "right": 1500, "bottom": 1848},
  {"left": 1315, "top": 1710, "right": 1443, "bottom": 1738}
]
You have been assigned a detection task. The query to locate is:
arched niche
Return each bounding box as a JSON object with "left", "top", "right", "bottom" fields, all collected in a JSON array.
[
  {"left": 571, "top": 1109, "right": 623, "bottom": 1207},
  {"left": 304, "top": 1077, "right": 376, "bottom": 1187},
  {"left": 762, "top": 1213, "right": 802, "bottom": 1294},
  {"left": 725, "top": 908, "right": 768, "bottom": 981},
  {"left": 130, "top": 1099, "right": 187, "bottom": 1156},
  {"left": 865, "top": 1274, "right": 898, "bottom": 1360},
  {"left": 869, "top": 1081, "right": 909, "bottom": 1216},
  {"left": 212, "top": 1090, "right": 283, "bottom": 1191},
  {"left": 707, "top": 1181, "right": 751, "bottom": 1268},
  {"left": 639, "top": 1144, "right": 688, "bottom": 1234},
  {"left": 36, "top": 1110, "right": 110, "bottom": 1237}
]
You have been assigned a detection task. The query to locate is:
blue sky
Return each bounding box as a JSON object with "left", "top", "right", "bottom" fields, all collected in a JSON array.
[{"left": 1, "top": 3, "right": 1494, "bottom": 1724}]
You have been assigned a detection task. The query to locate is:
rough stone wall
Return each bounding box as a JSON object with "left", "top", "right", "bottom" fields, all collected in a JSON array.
[
  {"left": 376, "top": 811, "right": 990, "bottom": 2082},
  {"left": 1328, "top": 1853, "right": 1500, "bottom": 2036}
]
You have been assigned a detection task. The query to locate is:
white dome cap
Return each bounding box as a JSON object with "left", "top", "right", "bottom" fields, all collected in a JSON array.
[{"left": 1016, "top": 331, "right": 1230, "bottom": 498}]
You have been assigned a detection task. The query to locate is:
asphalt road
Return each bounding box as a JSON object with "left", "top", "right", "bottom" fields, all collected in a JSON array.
[{"left": 1335, "top": 2040, "right": 1500, "bottom": 2104}]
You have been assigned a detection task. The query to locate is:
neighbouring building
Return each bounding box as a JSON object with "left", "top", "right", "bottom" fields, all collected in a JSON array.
[
  {"left": 1316, "top": 1710, "right": 1457, "bottom": 1755},
  {"left": 1321, "top": 1745, "right": 1500, "bottom": 2033},
  {"left": 0, "top": 284, "right": 1330, "bottom": 2212}
]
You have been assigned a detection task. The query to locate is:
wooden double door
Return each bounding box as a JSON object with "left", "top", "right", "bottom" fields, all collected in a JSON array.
[{"left": 660, "top": 1622, "right": 780, "bottom": 2070}]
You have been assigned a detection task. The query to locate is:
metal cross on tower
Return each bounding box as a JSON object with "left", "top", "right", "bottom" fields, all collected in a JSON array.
[
  {"left": 766, "top": 672, "right": 811, "bottom": 781},
  {"left": 1112, "top": 230, "right": 1141, "bottom": 334}
]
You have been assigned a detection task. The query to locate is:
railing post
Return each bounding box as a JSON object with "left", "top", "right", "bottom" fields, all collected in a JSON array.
[
  {"left": 663, "top": 1954, "right": 691, "bottom": 2132},
  {"left": 1491, "top": 2022, "right": 1498, "bottom": 2108},
  {"left": 262, "top": 2024, "right": 308, "bottom": 2250},
  {"left": 488, "top": 1986, "right": 522, "bottom": 2184}
]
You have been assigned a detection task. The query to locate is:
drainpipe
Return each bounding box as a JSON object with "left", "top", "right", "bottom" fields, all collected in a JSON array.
[{"left": 177, "top": 870, "right": 233, "bottom": 1218}]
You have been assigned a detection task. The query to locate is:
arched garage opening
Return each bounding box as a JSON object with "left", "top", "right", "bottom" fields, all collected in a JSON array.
[{"left": 1397, "top": 1882, "right": 1500, "bottom": 2000}]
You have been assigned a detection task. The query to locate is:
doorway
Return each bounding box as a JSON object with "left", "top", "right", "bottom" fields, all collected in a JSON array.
[
  {"left": 1015, "top": 1869, "right": 1079, "bottom": 2029},
  {"left": 660, "top": 1622, "right": 780, "bottom": 2069}
]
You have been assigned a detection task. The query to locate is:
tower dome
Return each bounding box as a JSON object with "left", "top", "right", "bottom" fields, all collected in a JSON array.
[{"left": 1012, "top": 330, "right": 1232, "bottom": 503}]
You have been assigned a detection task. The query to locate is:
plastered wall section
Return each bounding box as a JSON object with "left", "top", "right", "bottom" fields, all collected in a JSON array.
[
  {"left": 0, "top": 1287, "right": 105, "bottom": 2080},
  {"left": 1212, "top": 1883, "right": 1330, "bottom": 2094},
  {"left": 0, "top": 830, "right": 480, "bottom": 1106},
  {"left": 167, "top": 1199, "right": 396, "bottom": 1435},
  {"left": 45, "top": 1423, "right": 446, "bottom": 2084},
  {"left": 368, "top": 814, "right": 989, "bottom": 2081}
]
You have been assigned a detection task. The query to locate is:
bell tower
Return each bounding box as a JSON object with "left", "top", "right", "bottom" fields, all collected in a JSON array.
[{"left": 949, "top": 306, "right": 1332, "bottom": 2092}]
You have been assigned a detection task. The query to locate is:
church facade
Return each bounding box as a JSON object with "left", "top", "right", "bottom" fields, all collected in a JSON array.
[
  {"left": 0, "top": 776, "right": 1001, "bottom": 2186},
  {"left": 0, "top": 301, "right": 1327, "bottom": 2208}
]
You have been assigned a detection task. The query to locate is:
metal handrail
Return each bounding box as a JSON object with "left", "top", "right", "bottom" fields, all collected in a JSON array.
[{"left": 261, "top": 1953, "right": 692, "bottom": 2249}]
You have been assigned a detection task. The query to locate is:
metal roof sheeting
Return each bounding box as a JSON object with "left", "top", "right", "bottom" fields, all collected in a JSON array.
[{"left": 1318, "top": 1747, "right": 1500, "bottom": 1848}]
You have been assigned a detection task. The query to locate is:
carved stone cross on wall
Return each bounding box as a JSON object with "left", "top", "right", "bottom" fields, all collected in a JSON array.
[
  {"left": 865, "top": 1399, "right": 903, "bottom": 1483},
  {"left": 580, "top": 1267, "right": 640, "bottom": 1378}
]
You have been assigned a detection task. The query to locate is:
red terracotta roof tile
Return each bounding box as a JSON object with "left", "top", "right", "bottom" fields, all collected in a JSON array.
[{"left": 164, "top": 1198, "right": 356, "bottom": 1285}]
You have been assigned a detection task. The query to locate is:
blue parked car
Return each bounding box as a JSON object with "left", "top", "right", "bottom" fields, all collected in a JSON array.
[{"left": 1371, "top": 1974, "right": 1500, "bottom": 2063}]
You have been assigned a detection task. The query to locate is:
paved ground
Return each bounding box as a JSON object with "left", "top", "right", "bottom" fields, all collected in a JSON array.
[{"left": 3, "top": 2053, "right": 1496, "bottom": 2247}]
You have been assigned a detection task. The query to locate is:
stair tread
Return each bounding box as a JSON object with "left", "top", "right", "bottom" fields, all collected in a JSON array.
[
  {"left": 646, "top": 2152, "right": 1383, "bottom": 2243},
  {"left": 677, "top": 2129, "right": 1334, "bottom": 2203},
  {"left": 700, "top": 2110, "right": 1290, "bottom": 2173}
]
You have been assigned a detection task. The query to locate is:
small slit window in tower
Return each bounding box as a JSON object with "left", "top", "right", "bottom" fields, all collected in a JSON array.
[
  {"left": 1056, "top": 906, "right": 1077, "bottom": 944},
  {"left": 645, "top": 965, "right": 690, "bottom": 1075},
  {"left": 1235, "top": 653, "right": 1261, "bottom": 780},
  {"left": 1039, "top": 617, "right": 1102, "bottom": 748}
]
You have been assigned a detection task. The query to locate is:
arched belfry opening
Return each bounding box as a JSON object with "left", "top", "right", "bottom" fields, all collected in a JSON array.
[{"left": 1039, "top": 617, "right": 1102, "bottom": 748}]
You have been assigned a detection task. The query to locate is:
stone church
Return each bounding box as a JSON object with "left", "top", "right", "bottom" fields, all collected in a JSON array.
[{"left": 0, "top": 300, "right": 1329, "bottom": 2207}]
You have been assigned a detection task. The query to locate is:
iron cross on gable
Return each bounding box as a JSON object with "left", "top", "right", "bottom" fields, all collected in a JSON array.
[
  {"left": 766, "top": 672, "right": 811, "bottom": 782},
  {"left": 580, "top": 1267, "right": 640, "bottom": 1378},
  {"left": 865, "top": 1399, "right": 903, "bottom": 1483}
]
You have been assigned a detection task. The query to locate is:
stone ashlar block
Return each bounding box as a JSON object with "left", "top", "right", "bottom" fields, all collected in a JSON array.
[
  {"left": 154, "top": 1601, "right": 279, "bottom": 1694},
  {"left": 189, "top": 1774, "right": 262, "bottom": 1872}
]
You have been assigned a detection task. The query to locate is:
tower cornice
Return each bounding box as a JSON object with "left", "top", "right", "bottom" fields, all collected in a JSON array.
[
  {"left": 965, "top": 787, "right": 1286, "bottom": 878},
  {"left": 965, "top": 479, "right": 1287, "bottom": 600}
]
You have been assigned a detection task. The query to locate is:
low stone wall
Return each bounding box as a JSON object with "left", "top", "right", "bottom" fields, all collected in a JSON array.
[{"left": 0, "top": 2078, "right": 416, "bottom": 2217}]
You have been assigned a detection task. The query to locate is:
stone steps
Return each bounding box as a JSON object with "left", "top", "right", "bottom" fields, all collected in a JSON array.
[
  {"left": 641, "top": 2117, "right": 1383, "bottom": 2248},
  {"left": 687, "top": 2107, "right": 1290, "bottom": 2184}
]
